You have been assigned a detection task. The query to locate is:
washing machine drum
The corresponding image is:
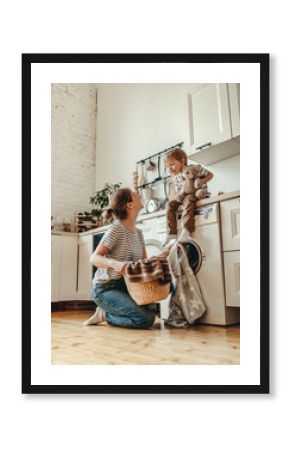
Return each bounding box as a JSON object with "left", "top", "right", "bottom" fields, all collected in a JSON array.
[
  {"left": 180, "top": 240, "right": 203, "bottom": 275},
  {"left": 144, "top": 238, "right": 202, "bottom": 274}
]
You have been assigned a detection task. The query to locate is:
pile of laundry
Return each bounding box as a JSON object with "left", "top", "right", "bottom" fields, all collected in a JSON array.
[
  {"left": 165, "top": 241, "right": 207, "bottom": 328},
  {"left": 125, "top": 256, "right": 171, "bottom": 285}
]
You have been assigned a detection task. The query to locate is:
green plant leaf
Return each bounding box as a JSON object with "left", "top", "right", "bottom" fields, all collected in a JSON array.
[{"left": 89, "top": 182, "right": 122, "bottom": 216}]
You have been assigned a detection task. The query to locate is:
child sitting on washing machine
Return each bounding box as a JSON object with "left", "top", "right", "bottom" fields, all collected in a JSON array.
[{"left": 163, "top": 147, "right": 214, "bottom": 246}]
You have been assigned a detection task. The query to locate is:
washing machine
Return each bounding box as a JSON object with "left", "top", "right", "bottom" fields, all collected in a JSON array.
[
  {"left": 188, "top": 203, "right": 239, "bottom": 325},
  {"left": 144, "top": 237, "right": 202, "bottom": 321},
  {"left": 148, "top": 203, "right": 239, "bottom": 325}
]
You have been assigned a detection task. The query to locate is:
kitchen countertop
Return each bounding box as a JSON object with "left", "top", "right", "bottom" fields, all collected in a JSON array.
[
  {"left": 52, "top": 190, "right": 240, "bottom": 236},
  {"left": 137, "top": 189, "right": 240, "bottom": 220},
  {"left": 51, "top": 224, "right": 109, "bottom": 237},
  {"left": 196, "top": 189, "right": 239, "bottom": 207}
]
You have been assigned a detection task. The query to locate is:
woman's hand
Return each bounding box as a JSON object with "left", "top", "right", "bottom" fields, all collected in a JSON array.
[
  {"left": 110, "top": 260, "right": 128, "bottom": 275},
  {"left": 119, "top": 262, "right": 128, "bottom": 276},
  {"left": 160, "top": 244, "right": 174, "bottom": 258}
]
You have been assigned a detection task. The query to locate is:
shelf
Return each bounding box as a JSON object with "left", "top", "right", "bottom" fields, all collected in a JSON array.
[
  {"left": 136, "top": 141, "right": 184, "bottom": 164},
  {"left": 77, "top": 224, "right": 98, "bottom": 227},
  {"left": 137, "top": 175, "right": 170, "bottom": 189}
]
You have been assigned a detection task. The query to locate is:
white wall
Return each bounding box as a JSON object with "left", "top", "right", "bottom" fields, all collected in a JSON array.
[
  {"left": 209, "top": 155, "right": 240, "bottom": 195},
  {"left": 51, "top": 83, "right": 97, "bottom": 221},
  {"left": 51, "top": 83, "right": 240, "bottom": 221},
  {"left": 95, "top": 83, "right": 240, "bottom": 196}
]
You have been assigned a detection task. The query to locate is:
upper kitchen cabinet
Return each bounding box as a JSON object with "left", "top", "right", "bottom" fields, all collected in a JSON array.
[
  {"left": 188, "top": 83, "right": 240, "bottom": 165},
  {"left": 228, "top": 83, "right": 240, "bottom": 138}
]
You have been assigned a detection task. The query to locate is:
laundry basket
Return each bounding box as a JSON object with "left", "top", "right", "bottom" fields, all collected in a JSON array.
[{"left": 125, "top": 277, "right": 170, "bottom": 305}]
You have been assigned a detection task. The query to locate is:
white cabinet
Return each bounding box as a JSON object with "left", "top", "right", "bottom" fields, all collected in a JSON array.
[
  {"left": 188, "top": 83, "right": 240, "bottom": 165},
  {"left": 51, "top": 233, "right": 93, "bottom": 302},
  {"left": 220, "top": 198, "right": 240, "bottom": 251},
  {"left": 220, "top": 197, "right": 240, "bottom": 307},
  {"left": 51, "top": 234, "right": 78, "bottom": 301},
  {"left": 77, "top": 235, "right": 93, "bottom": 300},
  {"left": 137, "top": 215, "right": 169, "bottom": 244},
  {"left": 228, "top": 83, "right": 240, "bottom": 138},
  {"left": 224, "top": 251, "right": 240, "bottom": 307},
  {"left": 59, "top": 235, "right": 78, "bottom": 300},
  {"left": 156, "top": 215, "right": 167, "bottom": 244},
  {"left": 190, "top": 83, "right": 232, "bottom": 149},
  {"left": 51, "top": 235, "right": 61, "bottom": 302},
  {"left": 137, "top": 217, "right": 158, "bottom": 240}
]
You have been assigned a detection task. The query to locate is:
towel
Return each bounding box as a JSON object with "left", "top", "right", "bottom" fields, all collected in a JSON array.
[{"left": 125, "top": 256, "right": 171, "bottom": 285}]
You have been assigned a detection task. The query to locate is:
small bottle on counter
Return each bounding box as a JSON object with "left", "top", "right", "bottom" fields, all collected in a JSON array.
[
  {"left": 63, "top": 218, "right": 72, "bottom": 232},
  {"left": 55, "top": 215, "right": 63, "bottom": 231},
  {"left": 70, "top": 212, "right": 78, "bottom": 233}
]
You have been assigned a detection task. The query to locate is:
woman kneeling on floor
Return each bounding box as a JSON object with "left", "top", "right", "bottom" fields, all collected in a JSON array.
[{"left": 85, "top": 188, "right": 168, "bottom": 329}]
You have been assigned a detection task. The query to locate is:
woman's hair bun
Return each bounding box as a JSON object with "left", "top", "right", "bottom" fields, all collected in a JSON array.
[{"left": 102, "top": 208, "right": 114, "bottom": 222}]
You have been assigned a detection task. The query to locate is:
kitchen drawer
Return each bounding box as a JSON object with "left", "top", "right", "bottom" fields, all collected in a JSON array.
[
  {"left": 220, "top": 198, "right": 240, "bottom": 250},
  {"left": 224, "top": 251, "right": 240, "bottom": 307},
  {"left": 156, "top": 231, "right": 167, "bottom": 243},
  {"left": 137, "top": 218, "right": 158, "bottom": 240},
  {"left": 156, "top": 215, "right": 167, "bottom": 233}
]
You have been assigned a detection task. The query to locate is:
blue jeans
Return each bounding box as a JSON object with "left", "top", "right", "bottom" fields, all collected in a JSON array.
[{"left": 91, "top": 278, "right": 156, "bottom": 329}]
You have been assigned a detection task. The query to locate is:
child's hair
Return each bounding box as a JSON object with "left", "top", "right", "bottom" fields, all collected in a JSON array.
[
  {"left": 102, "top": 188, "right": 133, "bottom": 222},
  {"left": 164, "top": 147, "right": 188, "bottom": 165}
]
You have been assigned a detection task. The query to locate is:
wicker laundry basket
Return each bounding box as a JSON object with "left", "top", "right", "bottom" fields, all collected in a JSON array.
[{"left": 125, "top": 277, "right": 170, "bottom": 305}]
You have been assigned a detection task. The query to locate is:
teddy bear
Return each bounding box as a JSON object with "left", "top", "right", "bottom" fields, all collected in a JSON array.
[{"left": 175, "top": 164, "right": 208, "bottom": 203}]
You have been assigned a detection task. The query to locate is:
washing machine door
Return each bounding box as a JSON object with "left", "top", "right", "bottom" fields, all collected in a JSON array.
[
  {"left": 180, "top": 239, "right": 203, "bottom": 274},
  {"left": 145, "top": 238, "right": 203, "bottom": 274},
  {"left": 145, "top": 239, "right": 164, "bottom": 257}
]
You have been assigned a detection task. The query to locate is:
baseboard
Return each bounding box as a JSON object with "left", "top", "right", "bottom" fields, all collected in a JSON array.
[{"left": 51, "top": 301, "right": 95, "bottom": 312}]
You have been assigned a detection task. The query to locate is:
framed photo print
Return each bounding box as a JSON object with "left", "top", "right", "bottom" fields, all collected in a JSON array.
[{"left": 22, "top": 53, "right": 269, "bottom": 394}]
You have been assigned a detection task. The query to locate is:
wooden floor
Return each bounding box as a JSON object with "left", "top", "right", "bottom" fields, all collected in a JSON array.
[{"left": 51, "top": 310, "right": 240, "bottom": 365}]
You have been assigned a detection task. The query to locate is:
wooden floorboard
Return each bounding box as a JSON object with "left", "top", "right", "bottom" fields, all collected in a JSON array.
[{"left": 51, "top": 310, "right": 240, "bottom": 365}]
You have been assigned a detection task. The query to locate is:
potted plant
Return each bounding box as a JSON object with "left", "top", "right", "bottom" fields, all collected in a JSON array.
[{"left": 89, "top": 182, "right": 121, "bottom": 225}]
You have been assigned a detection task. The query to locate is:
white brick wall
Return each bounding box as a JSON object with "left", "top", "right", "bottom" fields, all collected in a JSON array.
[{"left": 51, "top": 84, "right": 97, "bottom": 222}]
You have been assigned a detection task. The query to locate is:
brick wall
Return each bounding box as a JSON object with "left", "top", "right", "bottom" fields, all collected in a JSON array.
[{"left": 51, "top": 84, "right": 97, "bottom": 222}]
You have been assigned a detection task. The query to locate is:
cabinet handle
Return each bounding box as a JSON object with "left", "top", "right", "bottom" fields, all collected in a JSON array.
[{"left": 196, "top": 142, "right": 212, "bottom": 150}]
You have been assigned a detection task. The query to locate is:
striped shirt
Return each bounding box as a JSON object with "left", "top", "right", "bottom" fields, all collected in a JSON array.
[{"left": 92, "top": 220, "right": 145, "bottom": 285}]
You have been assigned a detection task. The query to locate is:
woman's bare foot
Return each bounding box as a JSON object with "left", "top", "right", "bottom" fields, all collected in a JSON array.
[{"left": 83, "top": 307, "right": 105, "bottom": 326}]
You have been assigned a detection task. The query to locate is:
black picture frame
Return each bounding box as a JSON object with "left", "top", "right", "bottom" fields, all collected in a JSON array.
[{"left": 22, "top": 53, "right": 269, "bottom": 394}]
